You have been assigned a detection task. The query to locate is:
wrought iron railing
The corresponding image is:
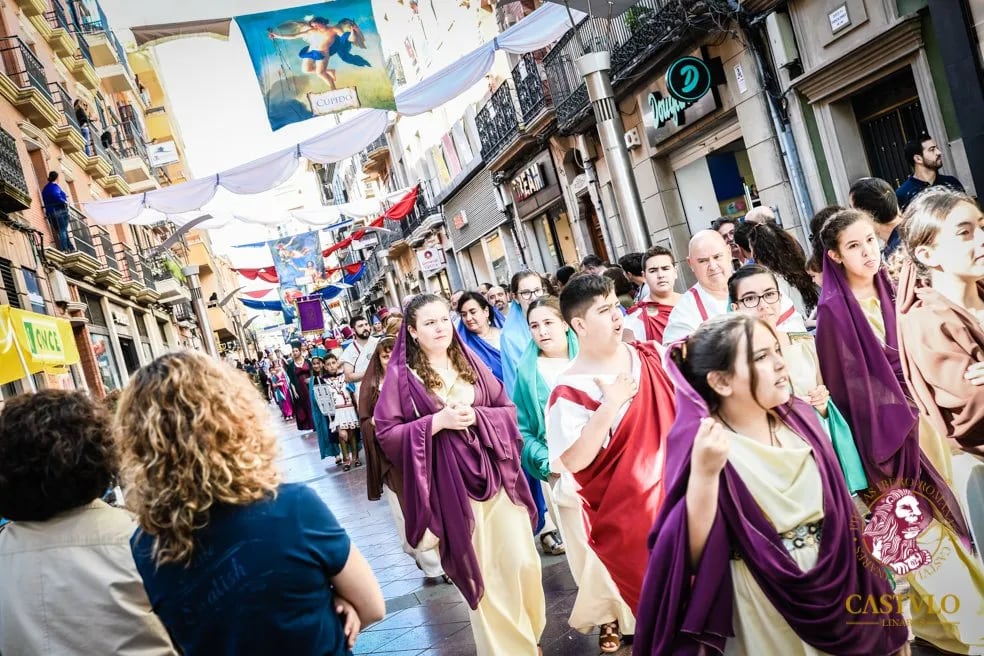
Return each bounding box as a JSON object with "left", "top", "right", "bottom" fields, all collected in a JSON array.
[
  {"left": 378, "top": 217, "right": 405, "bottom": 248},
  {"left": 95, "top": 228, "right": 118, "bottom": 270},
  {"left": 49, "top": 80, "right": 82, "bottom": 135},
  {"left": 75, "top": 32, "right": 92, "bottom": 66},
  {"left": 74, "top": 0, "right": 108, "bottom": 34},
  {"left": 46, "top": 0, "right": 72, "bottom": 33},
  {"left": 139, "top": 255, "right": 154, "bottom": 288},
  {"left": 67, "top": 207, "right": 97, "bottom": 258},
  {"left": 475, "top": 81, "right": 519, "bottom": 161},
  {"left": 542, "top": 18, "right": 610, "bottom": 132},
  {"left": 609, "top": 0, "right": 690, "bottom": 83},
  {"left": 0, "top": 36, "right": 53, "bottom": 102},
  {"left": 116, "top": 111, "right": 149, "bottom": 166},
  {"left": 104, "top": 141, "right": 125, "bottom": 177},
  {"left": 512, "top": 52, "right": 551, "bottom": 125},
  {"left": 115, "top": 243, "right": 139, "bottom": 282},
  {"left": 173, "top": 301, "right": 195, "bottom": 322},
  {"left": 0, "top": 127, "right": 30, "bottom": 202}
]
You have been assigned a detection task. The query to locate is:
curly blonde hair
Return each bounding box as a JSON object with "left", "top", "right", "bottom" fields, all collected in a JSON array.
[{"left": 115, "top": 350, "right": 281, "bottom": 566}]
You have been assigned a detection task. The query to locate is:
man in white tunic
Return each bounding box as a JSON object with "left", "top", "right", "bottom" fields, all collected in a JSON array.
[
  {"left": 662, "top": 230, "right": 805, "bottom": 344},
  {"left": 341, "top": 316, "right": 379, "bottom": 398}
]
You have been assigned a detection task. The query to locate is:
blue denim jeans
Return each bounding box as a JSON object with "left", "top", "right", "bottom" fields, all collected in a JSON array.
[{"left": 46, "top": 207, "right": 74, "bottom": 252}]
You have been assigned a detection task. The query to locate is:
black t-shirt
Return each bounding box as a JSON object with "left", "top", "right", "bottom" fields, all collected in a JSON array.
[{"left": 895, "top": 174, "right": 965, "bottom": 210}]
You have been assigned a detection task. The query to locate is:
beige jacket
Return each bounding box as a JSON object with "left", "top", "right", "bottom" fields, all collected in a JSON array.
[{"left": 0, "top": 500, "right": 176, "bottom": 656}]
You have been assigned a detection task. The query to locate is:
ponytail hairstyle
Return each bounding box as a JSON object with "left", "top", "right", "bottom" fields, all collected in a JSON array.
[
  {"left": 806, "top": 205, "right": 845, "bottom": 274},
  {"left": 747, "top": 222, "right": 819, "bottom": 312},
  {"left": 405, "top": 294, "right": 477, "bottom": 391},
  {"left": 668, "top": 314, "right": 779, "bottom": 413},
  {"left": 819, "top": 208, "right": 872, "bottom": 256}
]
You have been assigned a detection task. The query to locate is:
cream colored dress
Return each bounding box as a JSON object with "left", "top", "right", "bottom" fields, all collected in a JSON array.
[
  {"left": 723, "top": 424, "right": 829, "bottom": 656},
  {"left": 861, "top": 297, "right": 984, "bottom": 654},
  {"left": 432, "top": 368, "right": 546, "bottom": 656}
]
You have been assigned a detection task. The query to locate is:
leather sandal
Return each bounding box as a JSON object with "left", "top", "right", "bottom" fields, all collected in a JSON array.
[
  {"left": 599, "top": 621, "right": 621, "bottom": 654},
  {"left": 540, "top": 531, "right": 566, "bottom": 555}
]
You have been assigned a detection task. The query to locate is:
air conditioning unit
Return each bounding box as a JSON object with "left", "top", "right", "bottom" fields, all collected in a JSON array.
[
  {"left": 624, "top": 127, "right": 643, "bottom": 150},
  {"left": 50, "top": 269, "right": 72, "bottom": 303},
  {"left": 766, "top": 11, "right": 800, "bottom": 69}
]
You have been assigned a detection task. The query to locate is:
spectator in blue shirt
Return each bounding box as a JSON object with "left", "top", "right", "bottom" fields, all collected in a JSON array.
[
  {"left": 896, "top": 133, "right": 965, "bottom": 210},
  {"left": 116, "top": 351, "right": 385, "bottom": 656},
  {"left": 41, "top": 171, "right": 74, "bottom": 252}
]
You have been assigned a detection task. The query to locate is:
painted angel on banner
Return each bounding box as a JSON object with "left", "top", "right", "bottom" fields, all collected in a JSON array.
[{"left": 268, "top": 15, "right": 370, "bottom": 90}]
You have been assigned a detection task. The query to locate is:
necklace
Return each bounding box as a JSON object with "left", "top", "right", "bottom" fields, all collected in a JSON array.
[{"left": 716, "top": 413, "right": 780, "bottom": 448}]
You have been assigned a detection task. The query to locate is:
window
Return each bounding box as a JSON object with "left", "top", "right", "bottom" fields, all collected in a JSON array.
[
  {"left": 0, "top": 258, "right": 21, "bottom": 310},
  {"left": 20, "top": 268, "right": 47, "bottom": 315}
]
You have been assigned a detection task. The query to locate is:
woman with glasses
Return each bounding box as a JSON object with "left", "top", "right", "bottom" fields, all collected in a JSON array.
[
  {"left": 728, "top": 265, "right": 867, "bottom": 494},
  {"left": 500, "top": 271, "right": 552, "bottom": 398}
]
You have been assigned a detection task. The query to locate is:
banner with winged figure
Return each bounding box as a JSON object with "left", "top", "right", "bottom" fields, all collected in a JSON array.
[{"left": 235, "top": 1, "right": 395, "bottom": 130}]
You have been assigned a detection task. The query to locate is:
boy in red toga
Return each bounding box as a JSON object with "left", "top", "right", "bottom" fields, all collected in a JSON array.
[
  {"left": 545, "top": 274, "right": 676, "bottom": 615},
  {"left": 623, "top": 244, "right": 681, "bottom": 342}
]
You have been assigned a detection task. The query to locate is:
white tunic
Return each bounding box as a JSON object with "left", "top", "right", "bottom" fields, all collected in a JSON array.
[{"left": 662, "top": 283, "right": 807, "bottom": 344}]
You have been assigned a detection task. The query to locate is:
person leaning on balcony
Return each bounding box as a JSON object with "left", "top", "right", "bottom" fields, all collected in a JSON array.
[{"left": 41, "top": 171, "right": 74, "bottom": 252}]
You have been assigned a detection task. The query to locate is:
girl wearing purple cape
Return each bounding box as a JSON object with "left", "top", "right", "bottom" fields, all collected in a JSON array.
[
  {"left": 815, "top": 208, "right": 984, "bottom": 653},
  {"left": 634, "top": 314, "right": 908, "bottom": 656},
  {"left": 373, "top": 294, "right": 546, "bottom": 655}
]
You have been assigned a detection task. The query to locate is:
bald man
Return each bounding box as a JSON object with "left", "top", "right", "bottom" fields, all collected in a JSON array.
[
  {"left": 743, "top": 206, "right": 776, "bottom": 225},
  {"left": 661, "top": 230, "right": 805, "bottom": 344}
]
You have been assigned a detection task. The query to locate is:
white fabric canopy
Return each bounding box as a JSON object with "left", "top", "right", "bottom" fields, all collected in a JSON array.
[{"left": 83, "top": 4, "right": 584, "bottom": 225}]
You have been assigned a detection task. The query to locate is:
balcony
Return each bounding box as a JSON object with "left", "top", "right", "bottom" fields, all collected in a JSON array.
[
  {"left": 45, "top": 80, "right": 86, "bottom": 154},
  {"left": 146, "top": 255, "right": 192, "bottom": 305},
  {"left": 45, "top": 207, "right": 101, "bottom": 275},
  {"left": 0, "top": 36, "right": 59, "bottom": 128},
  {"left": 114, "top": 242, "right": 148, "bottom": 298},
  {"left": 475, "top": 52, "right": 555, "bottom": 171},
  {"left": 77, "top": 1, "right": 138, "bottom": 94},
  {"left": 62, "top": 32, "right": 99, "bottom": 91},
  {"left": 360, "top": 134, "right": 390, "bottom": 175},
  {"left": 173, "top": 301, "right": 196, "bottom": 326},
  {"left": 14, "top": 0, "right": 46, "bottom": 17},
  {"left": 41, "top": 0, "right": 77, "bottom": 57},
  {"left": 92, "top": 134, "right": 130, "bottom": 196},
  {"left": 544, "top": 0, "right": 724, "bottom": 134},
  {"left": 92, "top": 226, "right": 123, "bottom": 287},
  {"left": 0, "top": 127, "right": 31, "bottom": 214},
  {"left": 116, "top": 105, "right": 155, "bottom": 191}
]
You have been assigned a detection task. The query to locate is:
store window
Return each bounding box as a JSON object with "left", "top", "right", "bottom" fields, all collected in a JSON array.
[
  {"left": 486, "top": 232, "right": 509, "bottom": 286},
  {"left": 90, "top": 333, "right": 122, "bottom": 392}
]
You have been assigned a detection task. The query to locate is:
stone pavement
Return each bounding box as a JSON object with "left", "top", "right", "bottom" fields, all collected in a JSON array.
[
  {"left": 274, "top": 415, "right": 630, "bottom": 656},
  {"left": 274, "top": 414, "right": 945, "bottom": 656}
]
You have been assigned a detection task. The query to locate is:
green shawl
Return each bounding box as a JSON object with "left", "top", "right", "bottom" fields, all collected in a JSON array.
[{"left": 513, "top": 328, "right": 579, "bottom": 481}]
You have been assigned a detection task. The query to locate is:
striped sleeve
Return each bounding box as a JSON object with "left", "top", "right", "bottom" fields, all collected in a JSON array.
[{"left": 545, "top": 381, "right": 604, "bottom": 473}]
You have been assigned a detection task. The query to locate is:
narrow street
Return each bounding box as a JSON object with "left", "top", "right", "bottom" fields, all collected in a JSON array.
[{"left": 274, "top": 414, "right": 632, "bottom": 656}]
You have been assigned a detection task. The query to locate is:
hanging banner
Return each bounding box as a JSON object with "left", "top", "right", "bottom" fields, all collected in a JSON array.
[
  {"left": 0, "top": 306, "right": 80, "bottom": 385},
  {"left": 268, "top": 232, "right": 325, "bottom": 310},
  {"left": 297, "top": 296, "right": 325, "bottom": 333},
  {"left": 235, "top": 0, "right": 396, "bottom": 131}
]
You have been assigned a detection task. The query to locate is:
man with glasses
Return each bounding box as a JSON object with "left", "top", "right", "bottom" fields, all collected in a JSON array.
[{"left": 662, "top": 230, "right": 804, "bottom": 344}]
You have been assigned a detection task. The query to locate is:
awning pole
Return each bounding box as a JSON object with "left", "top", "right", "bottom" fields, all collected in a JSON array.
[{"left": 12, "top": 333, "right": 37, "bottom": 393}]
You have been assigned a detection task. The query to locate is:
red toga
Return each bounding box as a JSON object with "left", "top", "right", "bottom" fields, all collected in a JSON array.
[
  {"left": 548, "top": 341, "right": 675, "bottom": 613},
  {"left": 628, "top": 301, "right": 675, "bottom": 343}
]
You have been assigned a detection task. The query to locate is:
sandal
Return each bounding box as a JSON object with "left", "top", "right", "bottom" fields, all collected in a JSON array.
[
  {"left": 540, "top": 531, "right": 566, "bottom": 555},
  {"left": 334, "top": 457, "right": 342, "bottom": 466},
  {"left": 353, "top": 460, "right": 362, "bottom": 468},
  {"left": 343, "top": 464, "right": 351, "bottom": 472},
  {"left": 599, "top": 621, "right": 621, "bottom": 654}
]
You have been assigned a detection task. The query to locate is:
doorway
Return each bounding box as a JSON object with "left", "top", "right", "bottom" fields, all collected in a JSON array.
[
  {"left": 118, "top": 336, "right": 141, "bottom": 375},
  {"left": 675, "top": 138, "right": 757, "bottom": 237},
  {"left": 852, "top": 68, "right": 927, "bottom": 188}
]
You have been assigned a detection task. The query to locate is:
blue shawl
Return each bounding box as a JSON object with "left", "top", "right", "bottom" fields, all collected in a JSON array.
[
  {"left": 501, "top": 300, "right": 532, "bottom": 398},
  {"left": 456, "top": 306, "right": 506, "bottom": 381}
]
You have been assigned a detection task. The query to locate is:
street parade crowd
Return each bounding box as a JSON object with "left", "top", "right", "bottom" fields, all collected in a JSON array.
[{"left": 3, "top": 157, "right": 984, "bottom": 655}]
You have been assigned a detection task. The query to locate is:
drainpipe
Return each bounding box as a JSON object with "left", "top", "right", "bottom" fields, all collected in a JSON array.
[
  {"left": 181, "top": 264, "right": 218, "bottom": 357},
  {"left": 745, "top": 20, "right": 815, "bottom": 243}
]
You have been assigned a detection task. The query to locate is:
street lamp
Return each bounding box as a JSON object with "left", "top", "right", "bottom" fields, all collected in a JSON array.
[{"left": 550, "top": 0, "right": 650, "bottom": 253}]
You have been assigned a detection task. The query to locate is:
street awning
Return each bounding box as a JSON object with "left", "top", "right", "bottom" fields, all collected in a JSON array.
[{"left": 0, "top": 307, "right": 80, "bottom": 385}]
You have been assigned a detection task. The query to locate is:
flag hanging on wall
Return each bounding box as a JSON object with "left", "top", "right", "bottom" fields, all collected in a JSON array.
[{"left": 235, "top": 0, "right": 395, "bottom": 131}]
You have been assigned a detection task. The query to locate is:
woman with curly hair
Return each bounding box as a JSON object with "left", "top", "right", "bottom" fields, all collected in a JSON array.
[
  {"left": 375, "top": 294, "right": 545, "bottom": 655},
  {"left": 0, "top": 389, "right": 175, "bottom": 655},
  {"left": 117, "top": 351, "right": 384, "bottom": 655},
  {"left": 747, "top": 221, "right": 819, "bottom": 316}
]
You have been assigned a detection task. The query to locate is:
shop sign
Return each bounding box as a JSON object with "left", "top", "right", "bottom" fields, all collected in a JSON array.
[
  {"left": 22, "top": 316, "right": 64, "bottom": 362},
  {"left": 452, "top": 210, "right": 468, "bottom": 229},
  {"left": 639, "top": 51, "right": 721, "bottom": 148},
  {"left": 511, "top": 163, "right": 546, "bottom": 202},
  {"left": 416, "top": 246, "right": 446, "bottom": 274}
]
